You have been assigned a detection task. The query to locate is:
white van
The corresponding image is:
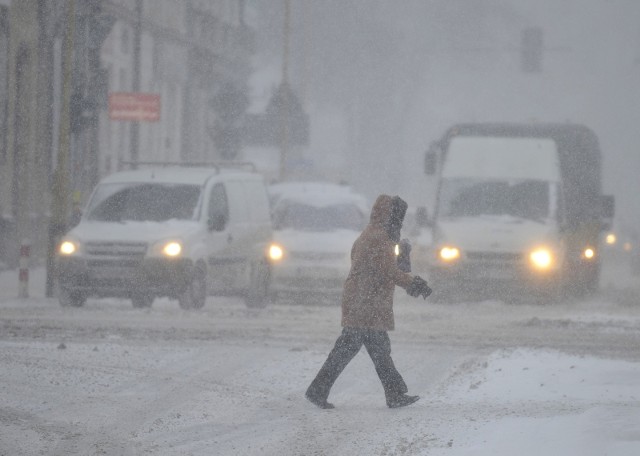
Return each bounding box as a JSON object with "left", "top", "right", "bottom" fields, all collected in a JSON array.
[{"left": 57, "top": 165, "right": 273, "bottom": 309}]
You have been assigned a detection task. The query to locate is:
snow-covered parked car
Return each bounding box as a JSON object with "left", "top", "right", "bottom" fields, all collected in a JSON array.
[
  {"left": 57, "top": 165, "right": 273, "bottom": 309},
  {"left": 267, "top": 186, "right": 369, "bottom": 302}
]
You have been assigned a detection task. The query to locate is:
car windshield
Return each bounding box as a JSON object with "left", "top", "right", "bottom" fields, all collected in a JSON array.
[
  {"left": 439, "top": 178, "right": 550, "bottom": 221},
  {"left": 86, "top": 183, "right": 202, "bottom": 222},
  {"left": 274, "top": 202, "right": 365, "bottom": 231}
]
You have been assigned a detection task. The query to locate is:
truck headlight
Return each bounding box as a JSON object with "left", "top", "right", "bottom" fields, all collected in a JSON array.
[
  {"left": 162, "top": 241, "right": 182, "bottom": 257},
  {"left": 529, "top": 248, "right": 553, "bottom": 269},
  {"left": 59, "top": 240, "right": 79, "bottom": 256},
  {"left": 268, "top": 244, "right": 284, "bottom": 262},
  {"left": 149, "top": 240, "right": 183, "bottom": 257},
  {"left": 438, "top": 246, "right": 460, "bottom": 262}
]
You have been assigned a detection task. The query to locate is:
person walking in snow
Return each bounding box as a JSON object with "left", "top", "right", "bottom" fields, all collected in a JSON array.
[{"left": 305, "top": 194, "right": 432, "bottom": 409}]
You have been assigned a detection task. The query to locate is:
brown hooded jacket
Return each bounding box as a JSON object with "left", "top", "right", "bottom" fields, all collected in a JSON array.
[{"left": 341, "top": 195, "right": 414, "bottom": 331}]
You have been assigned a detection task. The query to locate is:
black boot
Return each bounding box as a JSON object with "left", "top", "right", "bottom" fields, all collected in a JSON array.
[
  {"left": 386, "top": 393, "right": 419, "bottom": 408},
  {"left": 305, "top": 388, "right": 335, "bottom": 409}
]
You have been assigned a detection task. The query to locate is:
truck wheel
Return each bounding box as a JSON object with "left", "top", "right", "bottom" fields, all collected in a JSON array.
[
  {"left": 179, "top": 266, "right": 207, "bottom": 310},
  {"left": 59, "top": 288, "right": 86, "bottom": 307},
  {"left": 244, "top": 261, "right": 270, "bottom": 309},
  {"left": 131, "top": 293, "right": 153, "bottom": 308}
]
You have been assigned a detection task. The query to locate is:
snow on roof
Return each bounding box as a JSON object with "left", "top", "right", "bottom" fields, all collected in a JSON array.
[
  {"left": 273, "top": 187, "right": 369, "bottom": 212},
  {"left": 444, "top": 136, "right": 561, "bottom": 181},
  {"left": 269, "top": 181, "right": 353, "bottom": 198},
  {"left": 99, "top": 166, "right": 259, "bottom": 186}
]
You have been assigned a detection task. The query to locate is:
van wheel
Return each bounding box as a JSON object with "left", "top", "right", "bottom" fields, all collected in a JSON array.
[
  {"left": 59, "top": 288, "right": 86, "bottom": 307},
  {"left": 179, "top": 266, "right": 207, "bottom": 310},
  {"left": 244, "top": 261, "right": 270, "bottom": 309},
  {"left": 131, "top": 293, "right": 154, "bottom": 308}
]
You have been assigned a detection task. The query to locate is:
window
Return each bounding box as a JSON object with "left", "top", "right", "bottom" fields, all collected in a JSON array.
[
  {"left": 121, "top": 26, "right": 130, "bottom": 54},
  {"left": 87, "top": 183, "right": 201, "bottom": 222},
  {"left": 207, "top": 183, "right": 229, "bottom": 231},
  {"left": 274, "top": 202, "right": 365, "bottom": 231}
]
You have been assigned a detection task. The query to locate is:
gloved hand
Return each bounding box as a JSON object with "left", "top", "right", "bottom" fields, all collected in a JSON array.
[{"left": 406, "top": 276, "right": 432, "bottom": 300}]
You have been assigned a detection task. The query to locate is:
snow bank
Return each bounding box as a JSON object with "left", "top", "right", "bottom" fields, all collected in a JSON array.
[{"left": 431, "top": 348, "right": 640, "bottom": 455}]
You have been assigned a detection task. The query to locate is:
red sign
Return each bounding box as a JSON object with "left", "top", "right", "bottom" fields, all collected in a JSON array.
[{"left": 108, "top": 92, "right": 161, "bottom": 122}]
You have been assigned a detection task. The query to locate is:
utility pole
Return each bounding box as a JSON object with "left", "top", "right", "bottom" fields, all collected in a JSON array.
[
  {"left": 46, "top": 0, "right": 75, "bottom": 297},
  {"left": 279, "top": 0, "right": 291, "bottom": 180},
  {"left": 130, "top": 0, "right": 142, "bottom": 168}
]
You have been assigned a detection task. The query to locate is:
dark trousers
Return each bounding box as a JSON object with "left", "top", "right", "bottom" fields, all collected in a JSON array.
[{"left": 306, "top": 327, "right": 408, "bottom": 401}]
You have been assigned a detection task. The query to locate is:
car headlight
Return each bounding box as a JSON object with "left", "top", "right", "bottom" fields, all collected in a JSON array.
[
  {"left": 438, "top": 246, "right": 460, "bottom": 262},
  {"left": 605, "top": 233, "right": 616, "bottom": 245},
  {"left": 394, "top": 244, "right": 400, "bottom": 256},
  {"left": 529, "top": 248, "right": 553, "bottom": 269},
  {"left": 268, "top": 243, "right": 284, "bottom": 262},
  {"left": 59, "top": 240, "right": 79, "bottom": 256},
  {"left": 582, "top": 247, "right": 595, "bottom": 260}
]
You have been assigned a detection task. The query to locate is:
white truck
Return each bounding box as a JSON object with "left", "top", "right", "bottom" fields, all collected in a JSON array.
[{"left": 423, "top": 123, "right": 614, "bottom": 302}]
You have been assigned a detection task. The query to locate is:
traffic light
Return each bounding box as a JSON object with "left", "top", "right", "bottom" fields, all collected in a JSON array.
[{"left": 521, "top": 27, "right": 543, "bottom": 73}]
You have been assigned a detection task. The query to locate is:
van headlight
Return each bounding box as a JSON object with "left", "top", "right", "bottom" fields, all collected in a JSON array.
[
  {"left": 268, "top": 243, "right": 284, "bottom": 262},
  {"left": 438, "top": 246, "right": 460, "bottom": 262},
  {"left": 162, "top": 241, "right": 182, "bottom": 257},
  {"left": 59, "top": 240, "right": 80, "bottom": 256},
  {"left": 150, "top": 240, "right": 183, "bottom": 258},
  {"left": 529, "top": 248, "right": 553, "bottom": 269}
]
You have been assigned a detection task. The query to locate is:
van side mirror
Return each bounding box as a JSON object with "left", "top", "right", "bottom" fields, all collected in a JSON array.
[
  {"left": 415, "top": 206, "right": 431, "bottom": 228},
  {"left": 424, "top": 142, "right": 440, "bottom": 175},
  {"left": 600, "top": 195, "right": 615, "bottom": 231}
]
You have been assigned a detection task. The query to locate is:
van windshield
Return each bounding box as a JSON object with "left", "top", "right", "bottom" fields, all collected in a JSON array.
[
  {"left": 439, "top": 178, "right": 550, "bottom": 222},
  {"left": 86, "top": 183, "right": 202, "bottom": 222}
]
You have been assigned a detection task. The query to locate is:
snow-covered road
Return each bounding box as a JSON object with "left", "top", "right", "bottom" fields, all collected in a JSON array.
[{"left": 1, "top": 260, "right": 639, "bottom": 455}]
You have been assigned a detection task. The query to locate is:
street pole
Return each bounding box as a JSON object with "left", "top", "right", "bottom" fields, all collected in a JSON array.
[
  {"left": 279, "top": 0, "right": 291, "bottom": 180},
  {"left": 129, "top": 0, "right": 142, "bottom": 168},
  {"left": 46, "top": 0, "right": 75, "bottom": 297}
]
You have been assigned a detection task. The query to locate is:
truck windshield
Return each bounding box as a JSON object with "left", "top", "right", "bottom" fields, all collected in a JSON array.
[
  {"left": 439, "top": 178, "right": 550, "bottom": 222},
  {"left": 86, "top": 183, "right": 202, "bottom": 222}
]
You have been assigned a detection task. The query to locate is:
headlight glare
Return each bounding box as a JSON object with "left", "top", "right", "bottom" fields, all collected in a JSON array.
[
  {"left": 583, "top": 247, "right": 595, "bottom": 260},
  {"left": 162, "top": 241, "right": 182, "bottom": 257},
  {"left": 530, "top": 248, "right": 553, "bottom": 269},
  {"left": 439, "top": 246, "right": 460, "bottom": 261},
  {"left": 59, "top": 240, "right": 78, "bottom": 255},
  {"left": 268, "top": 244, "right": 284, "bottom": 261}
]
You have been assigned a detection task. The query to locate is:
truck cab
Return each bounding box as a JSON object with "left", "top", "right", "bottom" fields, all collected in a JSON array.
[{"left": 424, "top": 123, "right": 614, "bottom": 302}]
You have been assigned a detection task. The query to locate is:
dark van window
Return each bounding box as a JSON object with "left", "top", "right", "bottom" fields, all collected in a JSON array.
[{"left": 207, "top": 183, "right": 229, "bottom": 231}]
